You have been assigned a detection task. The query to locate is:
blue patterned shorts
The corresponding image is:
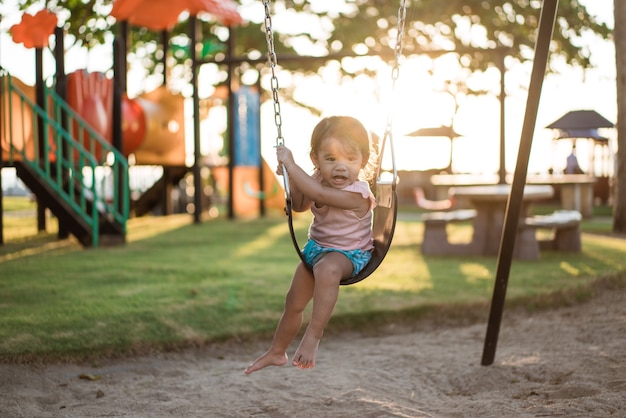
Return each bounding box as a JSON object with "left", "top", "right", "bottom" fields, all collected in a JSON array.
[{"left": 302, "top": 240, "right": 372, "bottom": 278}]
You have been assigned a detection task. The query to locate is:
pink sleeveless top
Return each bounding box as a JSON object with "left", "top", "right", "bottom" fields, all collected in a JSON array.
[{"left": 308, "top": 178, "right": 376, "bottom": 251}]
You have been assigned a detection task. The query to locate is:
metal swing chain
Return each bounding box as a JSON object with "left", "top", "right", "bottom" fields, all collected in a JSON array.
[
  {"left": 379, "top": 0, "right": 408, "bottom": 185},
  {"left": 263, "top": 0, "right": 408, "bottom": 195},
  {"left": 262, "top": 0, "right": 292, "bottom": 202}
]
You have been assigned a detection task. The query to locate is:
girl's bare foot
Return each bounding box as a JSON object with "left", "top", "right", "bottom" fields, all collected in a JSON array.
[
  {"left": 291, "top": 333, "right": 320, "bottom": 369},
  {"left": 244, "top": 351, "right": 288, "bottom": 375}
]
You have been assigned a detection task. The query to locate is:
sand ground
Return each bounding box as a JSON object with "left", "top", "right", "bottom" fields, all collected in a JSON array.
[{"left": 1, "top": 285, "right": 624, "bottom": 417}]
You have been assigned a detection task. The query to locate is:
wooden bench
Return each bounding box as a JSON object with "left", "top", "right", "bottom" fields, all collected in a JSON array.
[
  {"left": 522, "top": 210, "right": 582, "bottom": 252},
  {"left": 421, "top": 209, "right": 477, "bottom": 255}
]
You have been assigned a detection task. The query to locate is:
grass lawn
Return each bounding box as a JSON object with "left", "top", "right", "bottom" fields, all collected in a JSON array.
[{"left": 1, "top": 196, "right": 625, "bottom": 363}]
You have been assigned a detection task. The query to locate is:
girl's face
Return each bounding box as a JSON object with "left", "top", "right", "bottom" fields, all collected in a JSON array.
[{"left": 311, "top": 136, "right": 365, "bottom": 189}]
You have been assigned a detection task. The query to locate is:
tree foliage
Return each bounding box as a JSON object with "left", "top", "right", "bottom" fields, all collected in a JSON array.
[
  {"left": 12, "top": 0, "right": 610, "bottom": 74},
  {"left": 257, "top": 1, "right": 610, "bottom": 70}
]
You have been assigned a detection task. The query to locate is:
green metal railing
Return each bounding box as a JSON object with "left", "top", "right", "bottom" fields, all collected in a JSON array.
[{"left": 1, "top": 71, "right": 129, "bottom": 246}]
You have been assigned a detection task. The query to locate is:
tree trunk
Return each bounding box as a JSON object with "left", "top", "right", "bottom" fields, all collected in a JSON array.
[{"left": 614, "top": 0, "right": 626, "bottom": 232}]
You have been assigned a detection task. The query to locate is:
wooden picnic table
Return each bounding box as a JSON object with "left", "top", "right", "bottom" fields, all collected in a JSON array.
[
  {"left": 450, "top": 184, "right": 554, "bottom": 258},
  {"left": 421, "top": 184, "right": 554, "bottom": 259},
  {"left": 430, "top": 173, "right": 595, "bottom": 217}
]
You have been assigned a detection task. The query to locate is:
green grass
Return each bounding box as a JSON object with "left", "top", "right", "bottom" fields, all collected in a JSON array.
[
  {"left": 2, "top": 196, "right": 35, "bottom": 211},
  {"left": 1, "top": 197, "right": 626, "bottom": 363}
]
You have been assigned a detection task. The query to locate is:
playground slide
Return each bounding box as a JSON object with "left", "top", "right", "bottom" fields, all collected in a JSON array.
[
  {"left": 133, "top": 86, "right": 186, "bottom": 166},
  {"left": 66, "top": 70, "right": 185, "bottom": 165}
]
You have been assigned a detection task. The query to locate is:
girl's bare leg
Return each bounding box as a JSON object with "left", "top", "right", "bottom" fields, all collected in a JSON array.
[
  {"left": 292, "top": 252, "right": 352, "bottom": 369},
  {"left": 244, "top": 263, "right": 314, "bottom": 374}
]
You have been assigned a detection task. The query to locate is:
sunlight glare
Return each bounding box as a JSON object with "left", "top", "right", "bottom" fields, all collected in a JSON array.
[
  {"left": 234, "top": 222, "right": 291, "bottom": 258},
  {"left": 460, "top": 263, "right": 492, "bottom": 284}
]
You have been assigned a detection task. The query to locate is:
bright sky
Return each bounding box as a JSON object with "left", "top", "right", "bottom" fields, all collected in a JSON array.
[
  {"left": 254, "top": 1, "right": 616, "bottom": 177},
  {"left": 0, "top": 0, "right": 617, "bottom": 181}
]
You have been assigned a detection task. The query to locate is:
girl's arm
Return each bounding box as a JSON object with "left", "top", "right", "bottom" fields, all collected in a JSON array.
[{"left": 276, "top": 145, "right": 370, "bottom": 216}]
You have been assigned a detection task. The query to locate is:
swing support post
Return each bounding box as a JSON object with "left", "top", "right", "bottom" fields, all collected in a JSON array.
[{"left": 481, "top": 0, "right": 559, "bottom": 366}]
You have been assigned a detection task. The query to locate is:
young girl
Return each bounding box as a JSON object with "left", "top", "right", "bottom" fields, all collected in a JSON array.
[{"left": 244, "top": 116, "right": 376, "bottom": 374}]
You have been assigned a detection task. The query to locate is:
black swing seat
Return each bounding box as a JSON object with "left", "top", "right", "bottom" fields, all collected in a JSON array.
[
  {"left": 287, "top": 179, "right": 398, "bottom": 286},
  {"left": 341, "top": 179, "right": 397, "bottom": 285}
]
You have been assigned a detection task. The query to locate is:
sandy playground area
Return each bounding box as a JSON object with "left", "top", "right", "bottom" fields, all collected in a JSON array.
[{"left": 1, "top": 283, "right": 624, "bottom": 417}]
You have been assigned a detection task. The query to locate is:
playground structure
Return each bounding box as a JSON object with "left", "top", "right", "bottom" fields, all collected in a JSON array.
[
  {"left": 2, "top": 69, "right": 190, "bottom": 165},
  {"left": 0, "top": 2, "right": 290, "bottom": 246},
  {"left": 0, "top": 15, "right": 188, "bottom": 246}
]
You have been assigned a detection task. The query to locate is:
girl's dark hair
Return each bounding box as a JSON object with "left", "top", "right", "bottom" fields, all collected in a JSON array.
[{"left": 310, "top": 116, "right": 379, "bottom": 182}]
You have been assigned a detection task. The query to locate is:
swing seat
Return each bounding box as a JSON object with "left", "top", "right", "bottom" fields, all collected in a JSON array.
[
  {"left": 285, "top": 179, "right": 398, "bottom": 286},
  {"left": 341, "top": 179, "right": 398, "bottom": 285}
]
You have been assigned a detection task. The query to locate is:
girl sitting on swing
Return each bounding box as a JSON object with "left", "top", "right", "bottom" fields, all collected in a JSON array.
[{"left": 244, "top": 116, "right": 377, "bottom": 374}]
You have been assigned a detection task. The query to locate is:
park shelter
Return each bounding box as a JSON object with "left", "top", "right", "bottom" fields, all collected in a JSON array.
[{"left": 546, "top": 109, "right": 615, "bottom": 203}]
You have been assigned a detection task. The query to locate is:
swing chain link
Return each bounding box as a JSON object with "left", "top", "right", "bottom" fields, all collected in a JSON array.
[
  {"left": 263, "top": 0, "right": 408, "bottom": 191},
  {"left": 262, "top": 0, "right": 284, "bottom": 147},
  {"left": 263, "top": 0, "right": 291, "bottom": 200},
  {"left": 381, "top": 0, "right": 408, "bottom": 183},
  {"left": 391, "top": 0, "right": 408, "bottom": 83}
]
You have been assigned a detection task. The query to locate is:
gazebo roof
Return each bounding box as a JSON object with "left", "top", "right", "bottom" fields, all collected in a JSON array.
[
  {"left": 546, "top": 110, "right": 614, "bottom": 142},
  {"left": 546, "top": 110, "right": 614, "bottom": 130},
  {"left": 406, "top": 125, "right": 460, "bottom": 138}
]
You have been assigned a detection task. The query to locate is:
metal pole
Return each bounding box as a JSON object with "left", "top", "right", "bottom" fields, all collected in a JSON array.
[
  {"left": 35, "top": 47, "right": 46, "bottom": 232},
  {"left": 190, "top": 15, "right": 202, "bottom": 223},
  {"left": 161, "top": 30, "right": 168, "bottom": 86},
  {"left": 158, "top": 29, "right": 173, "bottom": 216},
  {"left": 113, "top": 21, "right": 129, "bottom": 218},
  {"left": 0, "top": 14, "right": 4, "bottom": 245},
  {"left": 119, "top": 21, "right": 128, "bottom": 93},
  {"left": 227, "top": 26, "right": 235, "bottom": 219},
  {"left": 112, "top": 40, "right": 123, "bottom": 154},
  {"left": 113, "top": 36, "right": 126, "bottom": 219},
  {"left": 256, "top": 74, "right": 265, "bottom": 217},
  {"left": 482, "top": 0, "right": 559, "bottom": 366},
  {"left": 498, "top": 50, "right": 507, "bottom": 185},
  {"left": 54, "top": 26, "right": 69, "bottom": 239},
  {"left": 0, "top": 56, "right": 4, "bottom": 245}
]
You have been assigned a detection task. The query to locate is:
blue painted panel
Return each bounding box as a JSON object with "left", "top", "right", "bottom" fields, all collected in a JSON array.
[{"left": 233, "top": 87, "right": 260, "bottom": 166}]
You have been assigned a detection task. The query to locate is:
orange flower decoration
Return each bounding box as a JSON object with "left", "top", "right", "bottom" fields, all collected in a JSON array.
[{"left": 10, "top": 9, "right": 58, "bottom": 49}]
